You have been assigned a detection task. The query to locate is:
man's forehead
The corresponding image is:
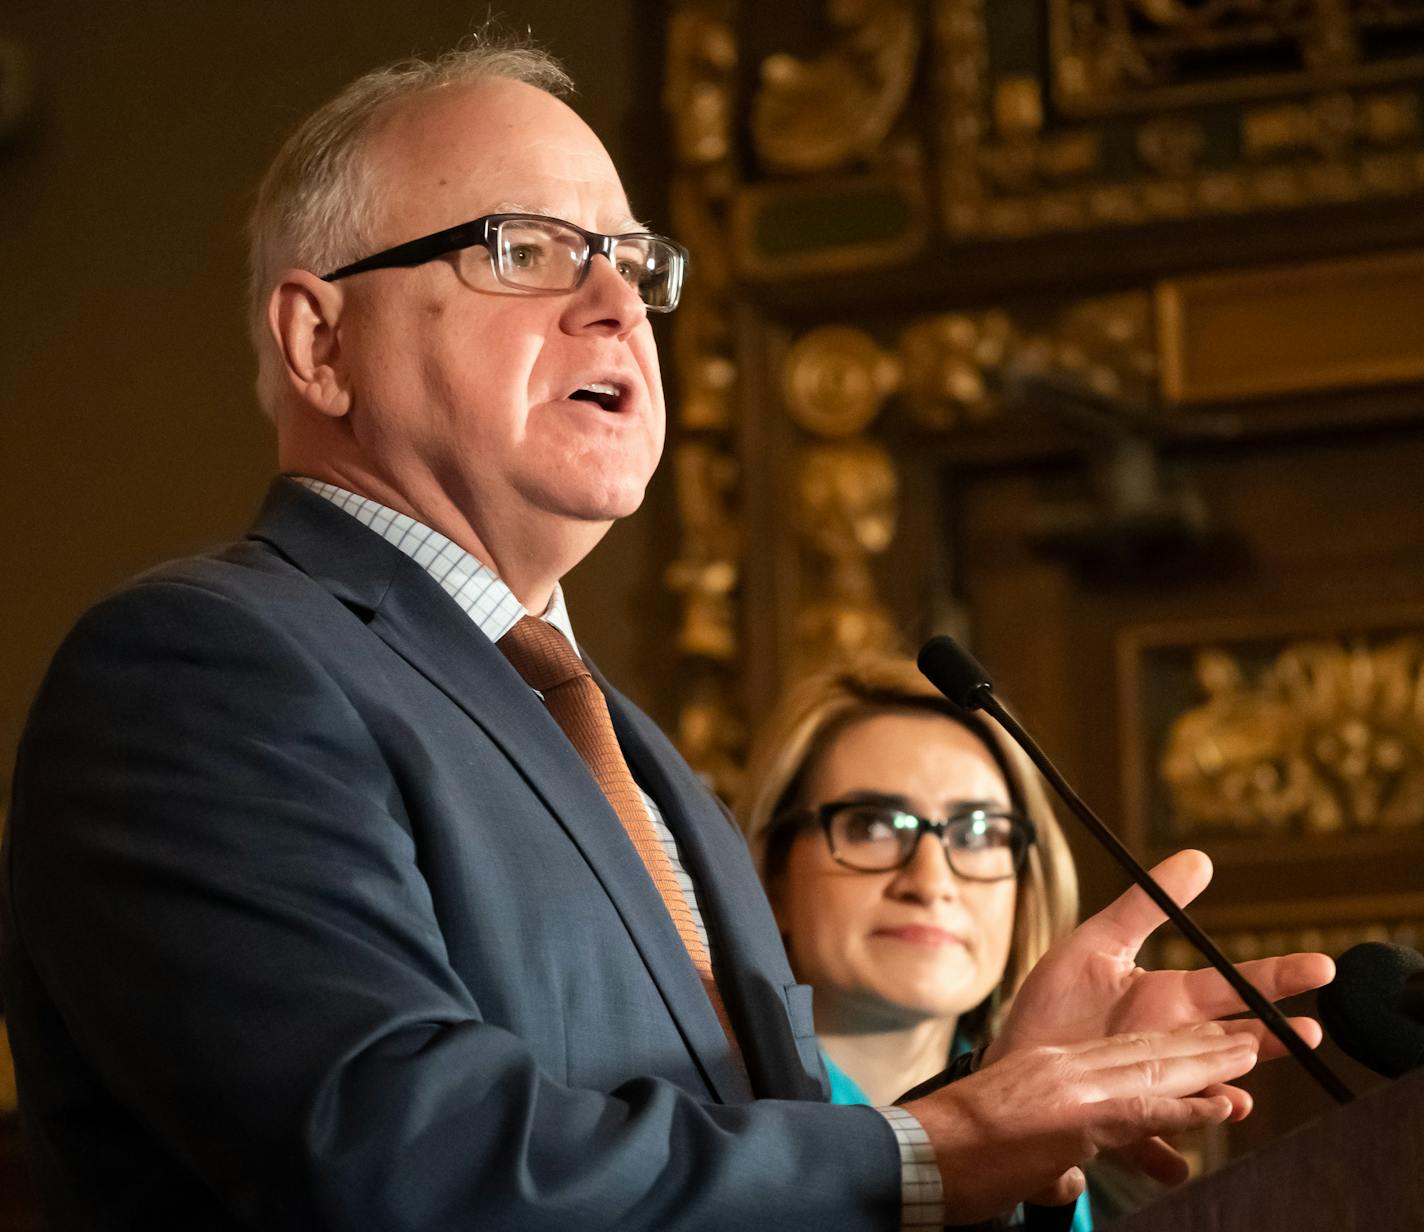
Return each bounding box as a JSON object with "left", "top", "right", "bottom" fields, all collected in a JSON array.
[
  {"left": 370, "top": 83, "right": 642, "bottom": 237},
  {"left": 489, "top": 200, "right": 650, "bottom": 234}
]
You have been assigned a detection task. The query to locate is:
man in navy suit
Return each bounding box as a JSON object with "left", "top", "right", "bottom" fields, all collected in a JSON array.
[{"left": 0, "top": 38, "right": 1331, "bottom": 1230}]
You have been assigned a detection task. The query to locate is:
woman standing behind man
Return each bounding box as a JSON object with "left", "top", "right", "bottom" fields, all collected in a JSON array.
[{"left": 737, "top": 655, "right": 1094, "bottom": 1230}]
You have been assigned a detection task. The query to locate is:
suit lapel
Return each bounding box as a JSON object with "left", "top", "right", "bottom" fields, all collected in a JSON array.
[
  {"left": 247, "top": 480, "right": 740, "bottom": 1102},
  {"left": 599, "top": 669, "right": 825, "bottom": 1103}
]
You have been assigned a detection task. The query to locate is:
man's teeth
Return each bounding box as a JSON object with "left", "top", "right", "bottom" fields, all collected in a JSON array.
[{"left": 568, "top": 382, "right": 621, "bottom": 409}]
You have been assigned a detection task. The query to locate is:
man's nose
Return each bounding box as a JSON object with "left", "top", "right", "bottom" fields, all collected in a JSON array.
[{"left": 563, "top": 254, "right": 647, "bottom": 337}]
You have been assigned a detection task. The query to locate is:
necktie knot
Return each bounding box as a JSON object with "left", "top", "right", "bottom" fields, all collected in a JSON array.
[{"left": 499, "top": 615, "right": 588, "bottom": 694}]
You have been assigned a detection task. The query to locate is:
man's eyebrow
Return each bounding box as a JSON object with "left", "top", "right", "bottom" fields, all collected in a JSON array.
[{"left": 489, "top": 202, "right": 652, "bottom": 234}]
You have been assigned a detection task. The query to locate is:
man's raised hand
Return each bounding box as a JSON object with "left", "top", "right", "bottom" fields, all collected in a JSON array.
[
  {"left": 987, "top": 849, "right": 1334, "bottom": 1065},
  {"left": 904, "top": 1022, "right": 1259, "bottom": 1224}
]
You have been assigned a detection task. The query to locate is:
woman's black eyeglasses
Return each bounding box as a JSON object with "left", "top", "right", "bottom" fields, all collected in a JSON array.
[{"left": 780, "top": 798, "right": 1036, "bottom": 881}]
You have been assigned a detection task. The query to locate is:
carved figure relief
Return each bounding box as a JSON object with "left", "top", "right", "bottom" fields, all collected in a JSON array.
[
  {"left": 751, "top": 0, "right": 921, "bottom": 174},
  {"left": 1162, "top": 637, "right": 1424, "bottom": 838},
  {"left": 792, "top": 440, "right": 901, "bottom": 671}
]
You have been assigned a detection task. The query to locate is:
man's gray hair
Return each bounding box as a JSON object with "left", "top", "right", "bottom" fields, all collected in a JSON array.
[{"left": 247, "top": 36, "right": 572, "bottom": 414}]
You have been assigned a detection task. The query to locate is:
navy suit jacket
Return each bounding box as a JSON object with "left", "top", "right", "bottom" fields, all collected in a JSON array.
[{"left": 0, "top": 480, "right": 901, "bottom": 1230}]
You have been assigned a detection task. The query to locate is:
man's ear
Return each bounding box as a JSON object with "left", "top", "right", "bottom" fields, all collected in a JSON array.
[{"left": 267, "top": 269, "right": 352, "bottom": 418}]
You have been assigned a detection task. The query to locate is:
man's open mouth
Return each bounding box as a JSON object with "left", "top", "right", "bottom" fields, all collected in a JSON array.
[{"left": 566, "top": 381, "right": 624, "bottom": 411}]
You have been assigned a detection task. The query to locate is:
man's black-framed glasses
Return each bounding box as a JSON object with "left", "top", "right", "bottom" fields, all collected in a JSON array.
[
  {"left": 321, "top": 212, "right": 689, "bottom": 312},
  {"left": 794, "top": 798, "right": 1037, "bottom": 880}
]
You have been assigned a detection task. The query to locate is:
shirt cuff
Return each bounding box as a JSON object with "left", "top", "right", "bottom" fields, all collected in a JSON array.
[{"left": 874, "top": 1105, "right": 943, "bottom": 1231}]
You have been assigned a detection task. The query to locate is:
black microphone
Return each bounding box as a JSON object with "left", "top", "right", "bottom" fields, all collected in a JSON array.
[
  {"left": 917, "top": 635, "right": 1355, "bottom": 1105},
  {"left": 1319, "top": 942, "right": 1424, "bottom": 1078}
]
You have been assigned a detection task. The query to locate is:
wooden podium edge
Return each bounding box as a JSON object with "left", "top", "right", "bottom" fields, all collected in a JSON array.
[{"left": 1107, "top": 1068, "right": 1424, "bottom": 1230}]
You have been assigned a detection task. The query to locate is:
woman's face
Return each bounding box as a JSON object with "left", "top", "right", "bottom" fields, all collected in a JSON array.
[{"left": 772, "top": 712, "right": 1019, "bottom": 1028}]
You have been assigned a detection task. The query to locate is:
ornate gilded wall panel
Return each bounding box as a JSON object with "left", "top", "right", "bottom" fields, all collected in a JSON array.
[
  {"left": 665, "top": 1, "right": 746, "bottom": 790},
  {"left": 777, "top": 325, "right": 903, "bottom": 671},
  {"left": 675, "top": 2, "right": 1424, "bottom": 289},
  {"left": 661, "top": 2, "right": 1424, "bottom": 806},
  {"left": 730, "top": 166, "right": 932, "bottom": 281},
  {"left": 1157, "top": 249, "right": 1424, "bottom": 403},
  {"left": 1046, "top": 1, "right": 1424, "bottom": 117},
  {"left": 1118, "top": 611, "right": 1424, "bottom": 953},
  {"left": 1119, "top": 611, "right": 1424, "bottom": 848},
  {"left": 934, "top": 0, "right": 1424, "bottom": 237},
  {"left": 775, "top": 290, "right": 1163, "bottom": 445},
  {"left": 733, "top": 0, "right": 930, "bottom": 276}
]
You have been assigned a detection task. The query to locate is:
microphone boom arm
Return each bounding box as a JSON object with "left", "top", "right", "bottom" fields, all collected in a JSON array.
[{"left": 919, "top": 636, "right": 1354, "bottom": 1105}]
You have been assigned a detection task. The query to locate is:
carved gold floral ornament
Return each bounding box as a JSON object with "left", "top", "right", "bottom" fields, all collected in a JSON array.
[{"left": 1162, "top": 637, "right": 1424, "bottom": 837}]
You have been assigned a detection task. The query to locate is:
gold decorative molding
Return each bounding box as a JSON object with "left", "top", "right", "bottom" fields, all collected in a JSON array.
[
  {"left": 666, "top": 442, "right": 739, "bottom": 663},
  {"left": 1120, "top": 610, "right": 1424, "bottom": 863},
  {"left": 1159, "top": 909, "right": 1424, "bottom": 972},
  {"left": 1242, "top": 91, "right": 1422, "bottom": 162},
  {"left": 729, "top": 162, "right": 931, "bottom": 280},
  {"left": 779, "top": 248, "right": 1424, "bottom": 442},
  {"left": 782, "top": 325, "right": 899, "bottom": 438},
  {"left": 665, "top": 2, "right": 744, "bottom": 792},
  {"left": 1046, "top": 2, "right": 1424, "bottom": 117},
  {"left": 934, "top": 0, "right": 1424, "bottom": 238},
  {"left": 664, "top": 8, "right": 736, "bottom": 168},
  {"left": 790, "top": 439, "right": 900, "bottom": 673},
  {"left": 660, "top": 9, "right": 1424, "bottom": 797},
  {"left": 1157, "top": 249, "right": 1424, "bottom": 404},
  {"left": 1161, "top": 636, "right": 1424, "bottom": 839},
  {"left": 786, "top": 292, "right": 1159, "bottom": 434},
  {"left": 730, "top": 0, "right": 930, "bottom": 278},
  {"left": 749, "top": 0, "right": 920, "bottom": 175},
  {"left": 674, "top": 669, "right": 748, "bottom": 802}
]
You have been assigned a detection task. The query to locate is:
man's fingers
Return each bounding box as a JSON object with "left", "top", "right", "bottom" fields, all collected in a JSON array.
[
  {"left": 920, "top": 1025, "right": 1255, "bottom": 1223},
  {"left": 1092, "top": 1032, "right": 1259, "bottom": 1100},
  {"left": 1113, "top": 1135, "right": 1190, "bottom": 1185},
  {"left": 1062, "top": 1020, "right": 1252, "bottom": 1063},
  {"left": 1200, "top": 1081, "right": 1253, "bottom": 1121},
  {"left": 1026, "top": 1168, "right": 1086, "bottom": 1209},
  {"left": 1181, "top": 953, "right": 1336, "bottom": 1020},
  {"left": 1198, "top": 1014, "right": 1323, "bottom": 1062},
  {"left": 1083, "top": 850, "right": 1213, "bottom": 953},
  {"left": 1098, "top": 1090, "right": 1235, "bottom": 1147}
]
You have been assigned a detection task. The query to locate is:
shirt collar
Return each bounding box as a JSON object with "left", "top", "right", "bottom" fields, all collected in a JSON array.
[{"left": 292, "top": 477, "right": 577, "bottom": 652}]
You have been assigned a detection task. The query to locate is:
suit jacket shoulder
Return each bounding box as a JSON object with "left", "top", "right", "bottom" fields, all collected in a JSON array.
[{"left": 1, "top": 479, "right": 897, "bottom": 1232}]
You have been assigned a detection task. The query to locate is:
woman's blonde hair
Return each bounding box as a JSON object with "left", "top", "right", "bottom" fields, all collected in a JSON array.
[{"left": 735, "top": 654, "right": 1079, "bottom": 1042}]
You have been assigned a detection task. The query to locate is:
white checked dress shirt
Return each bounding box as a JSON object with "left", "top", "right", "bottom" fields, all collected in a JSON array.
[{"left": 296, "top": 477, "right": 943, "bottom": 1230}]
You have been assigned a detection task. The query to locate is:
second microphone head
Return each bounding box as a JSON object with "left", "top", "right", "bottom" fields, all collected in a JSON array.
[{"left": 1318, "top": 941, "right": 1424, "bottom": 1078}]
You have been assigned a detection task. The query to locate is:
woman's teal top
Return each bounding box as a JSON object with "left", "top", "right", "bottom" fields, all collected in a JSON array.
[{"left": 821, "top": 1049, "right": 1094, "bottom": 1232}]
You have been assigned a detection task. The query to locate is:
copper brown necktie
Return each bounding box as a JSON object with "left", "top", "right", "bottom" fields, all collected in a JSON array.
[{"left": 499, "top": 615, "right": 745, "bottom": 1069}]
